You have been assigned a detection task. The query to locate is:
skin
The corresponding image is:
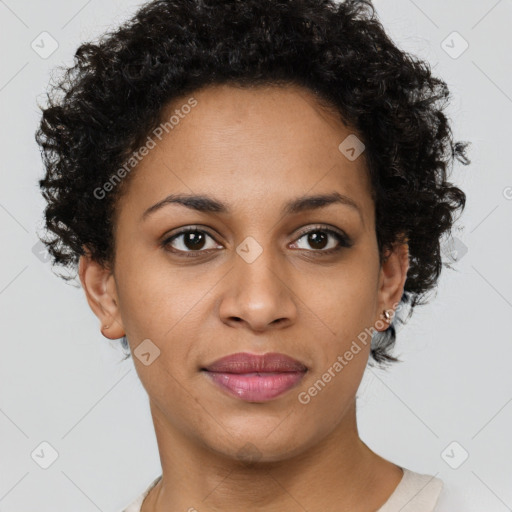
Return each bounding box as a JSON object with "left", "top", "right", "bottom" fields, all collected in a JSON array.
[{"left": 79, "top": 83, "right": 410, "bottom": 512}]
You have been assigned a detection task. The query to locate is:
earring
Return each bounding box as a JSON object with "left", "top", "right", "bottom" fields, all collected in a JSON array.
[{"left": 382, "top": 310, "right": 391, "bottom": 324}]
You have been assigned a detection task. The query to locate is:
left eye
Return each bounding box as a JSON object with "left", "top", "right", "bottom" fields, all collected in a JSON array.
[{"left": 292, "top": 228, "right": 352, "bottom": 252}]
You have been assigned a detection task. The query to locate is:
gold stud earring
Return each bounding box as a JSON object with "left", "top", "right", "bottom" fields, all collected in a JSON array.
[{"left": 382, "top": 310, "right": 391, "bottom": 324}]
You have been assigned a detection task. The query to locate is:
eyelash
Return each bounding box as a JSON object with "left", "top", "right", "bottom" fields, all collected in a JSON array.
[{"left": 161, "top": 225, "right": 353, "bottom": 258}]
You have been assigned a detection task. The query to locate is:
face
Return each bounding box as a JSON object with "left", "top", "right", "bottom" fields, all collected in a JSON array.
[{"left": 80, "top": 83, "right": 408, "bottom": 463}]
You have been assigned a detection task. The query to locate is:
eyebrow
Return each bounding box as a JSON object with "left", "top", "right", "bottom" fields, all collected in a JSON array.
[{"left": 141, "top": 191, "right": 363, "bottom": 222}]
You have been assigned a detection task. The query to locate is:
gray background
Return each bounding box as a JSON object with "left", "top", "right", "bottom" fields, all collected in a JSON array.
[{"left": 1, "top": 0, "right": 511, "bottom": 510}]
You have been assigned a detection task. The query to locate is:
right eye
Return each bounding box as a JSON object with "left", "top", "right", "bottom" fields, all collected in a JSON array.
[{"left": 162, "top": 227, "right": 223, "bottom": 256}]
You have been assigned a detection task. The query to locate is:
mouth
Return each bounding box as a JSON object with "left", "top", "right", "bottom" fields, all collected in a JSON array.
[
  {"left": 202, "top": 370, "right": 307, "bottom": 402},
  {"left": 201, "top": 352, "right": 308, "bottom": 402}
]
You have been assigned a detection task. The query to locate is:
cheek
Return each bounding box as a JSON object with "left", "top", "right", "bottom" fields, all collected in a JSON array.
[
  {"left": 296, "top": 262, "right": 377, "bottom": 343},
  {"left": 290, "top": 261, "right": 377, "bottom": 402},
  {"left": 138, "top": 359, "right": 214, "bottom": 443},
  {"left": 296, "top": 291, "right": 373, "bottom": 432},
  {"left": 114, "top": 256, "right": 215, "bottom": 399},
  {"left": 115, "top": 252, "right": 208, "bottom": 341}
]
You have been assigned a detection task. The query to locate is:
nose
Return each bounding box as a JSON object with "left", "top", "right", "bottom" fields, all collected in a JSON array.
[{"left": 218, "top": 243, "right": 298, "bottom": 333}]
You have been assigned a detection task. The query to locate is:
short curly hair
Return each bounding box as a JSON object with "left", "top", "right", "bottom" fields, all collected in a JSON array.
[{"left": 35, "top": 0, "right": 470, "bottom": 367}]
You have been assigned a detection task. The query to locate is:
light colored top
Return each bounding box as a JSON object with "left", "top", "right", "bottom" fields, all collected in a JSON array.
[
  {"left": 121, "top": 467, "right": 443, "bottom": 512},
  {"left": 376, "top": 468, "right": 444, "bottom": 512}
]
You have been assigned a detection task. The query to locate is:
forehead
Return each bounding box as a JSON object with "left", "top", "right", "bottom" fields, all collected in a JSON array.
[{"left": 116, "top": 83, "right": 374, "bottom": 227}]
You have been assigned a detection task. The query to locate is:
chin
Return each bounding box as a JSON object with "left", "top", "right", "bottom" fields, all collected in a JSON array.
[{"left": 201, "top": 427, "right": 312, "bottom": 465}]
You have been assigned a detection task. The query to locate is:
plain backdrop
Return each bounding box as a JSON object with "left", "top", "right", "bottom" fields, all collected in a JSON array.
[{"left": 0, "top": 0, "right": 511, "bottom": 510}]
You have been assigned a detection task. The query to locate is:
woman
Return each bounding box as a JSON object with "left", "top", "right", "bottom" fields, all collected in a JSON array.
[{"left": 35, "top": 0, "right": 470, "bottom": 510}]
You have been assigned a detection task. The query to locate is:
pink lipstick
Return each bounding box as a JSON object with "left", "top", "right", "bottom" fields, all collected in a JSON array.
[{"left": 202, "top": 352, "right": 307, "bottom": 402}]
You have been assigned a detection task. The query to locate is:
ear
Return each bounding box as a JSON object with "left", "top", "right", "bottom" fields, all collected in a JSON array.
[
  {"left": 375, "top": 237, "right": 410, "bottom": 330},
  {"left": 78, "top": 248, "right": 125, "bottom": 340}
]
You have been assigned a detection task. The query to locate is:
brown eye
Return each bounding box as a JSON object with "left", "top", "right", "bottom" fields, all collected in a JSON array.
[
  {"left": 292, "top": 226, "right": 353, "bottom": 253},
  {"left": 162, "top": 227, "right": 221, "bottom": 255},
  {"left": 305, "top": 231, "right": 329, "bottom": 250}
]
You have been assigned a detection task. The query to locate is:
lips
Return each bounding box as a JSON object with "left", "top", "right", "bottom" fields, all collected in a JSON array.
[
  {"left": 202, "top": 352, "right": 308, "bottom": 402},
  {"left": 202, "top": 352, "right": 308, "bottom": 373}
]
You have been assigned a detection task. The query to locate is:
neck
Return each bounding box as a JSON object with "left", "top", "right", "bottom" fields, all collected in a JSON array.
[{"left": 142, "top": 398, "right": 403, "bottom": 512}]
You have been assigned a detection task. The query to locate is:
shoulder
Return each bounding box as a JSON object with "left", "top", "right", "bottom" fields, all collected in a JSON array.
[
  {"left": 119, "top": 475, "right": 162, "bottom": 512},
  {"left": 377, "top": 467, "right": 444, "bottom": 512}
]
